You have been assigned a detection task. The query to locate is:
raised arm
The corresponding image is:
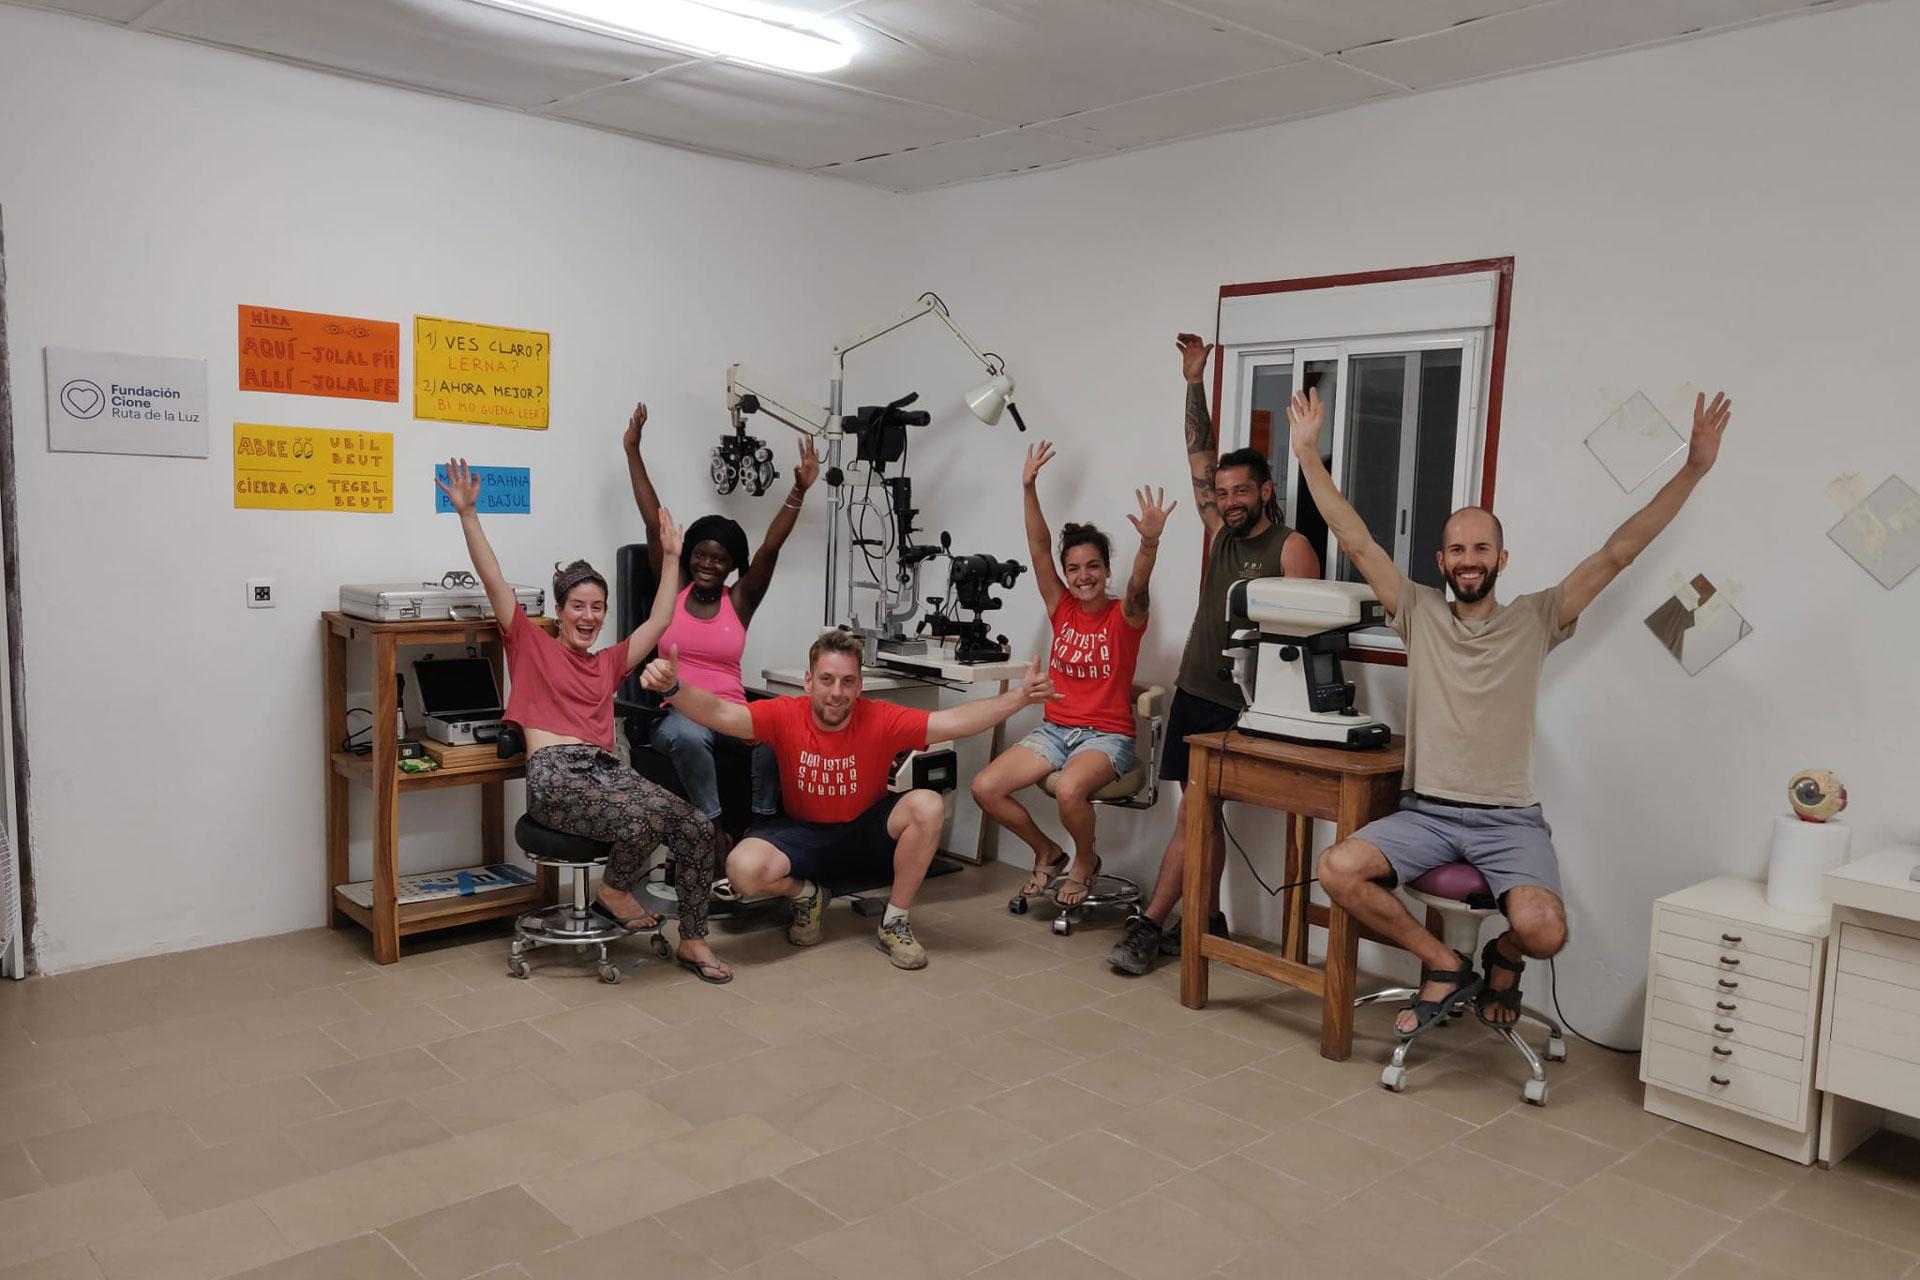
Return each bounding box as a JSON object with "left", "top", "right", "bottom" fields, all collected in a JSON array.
[
  {"left": 623, "top": 507, "right": 683, "bottom": 672},
  {"left": 1287, "top": 389, "right": 1399, "bottom": 617},
  {"left": 1177, "top": 333, "right": 1223, "bottom": 536},
  {"left": 1122, "top": 485, "right": 1176, "bottom": 626},
  {"left": 435, "top": 459, "right": 519, "bottom": 623},
  {"left": 641, "top": 647, "right": 755, "bottom": 739},
  {"left": 735, "top": 435, "right": 819, "bottom": 619},
  {"left": 927, "top": 657, "right": 1059, "bottom": 742},
  {"left": 1022, "top": 441, "right": 1067, "bottom": 615},
  {"left": 1559, "top": 391, "right": 1732, "bottom": 629},
  {"left": 621, "top": 402, "right": 666, "bottom": 580}
]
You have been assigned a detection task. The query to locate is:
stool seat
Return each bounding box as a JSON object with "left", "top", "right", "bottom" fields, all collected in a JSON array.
[
  {"left": 1040, "top": 763, "right": 1147, "bottom": 803},
  {"left": 514, "top": 815, "right": 612, "bottom": 865},
  {"left": 1408, "top": 861, "right": 1493, "bottom": 904}
]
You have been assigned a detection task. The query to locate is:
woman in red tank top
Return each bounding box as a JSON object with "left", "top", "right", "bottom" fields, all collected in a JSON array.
[
  {"left": 970, "top": 441, "right": 1176, "bottom": 907},
  {"left": 622, "top": 403, "right": 819, "bottom": 847}
]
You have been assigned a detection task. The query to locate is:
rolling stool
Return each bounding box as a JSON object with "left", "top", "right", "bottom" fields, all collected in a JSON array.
[
  {"left": 507, "top": 814, "right": 671, "bottom": 983},
  {"left": 1007, "top": 686, "right": 1166, "bottom": 936},
  {"left": 1355, "top": 861, "right": 1568, "bottom": 1104}
]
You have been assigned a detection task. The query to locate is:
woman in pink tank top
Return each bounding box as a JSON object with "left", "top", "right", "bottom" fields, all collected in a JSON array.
[{"left": 623, "top": 403, "right": 819, "bottom": 846}]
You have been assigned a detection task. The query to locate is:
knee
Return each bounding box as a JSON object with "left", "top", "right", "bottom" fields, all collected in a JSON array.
[
  {"left": 1511, "top": 909, "right": 1567, "bottom": 958},
  {"left": 1318, "top": 841, "right": 1381, "bottom": 894},
  {"left": 725, "top": 845, "right": 773, "bottom": 891},
  {"left": 969, "top": 773, "right": 1003, "bottom": 806},
  {"left": 1054, "top": 777, "right": 1093, "bottom": 809},
  {"left": 901, "top": 789, "right": 945, "bottom": 831}
]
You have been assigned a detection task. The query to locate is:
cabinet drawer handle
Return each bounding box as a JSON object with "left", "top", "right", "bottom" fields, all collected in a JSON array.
[
  {"left": 1714, "top": 1023, "right": 1735, "bottom": 1034},
  {"left": 1716, "top": 1001, "right": 1737, "bottom": 1011},
  {"left": 1709, "top": 1075, "right": 1731, "bottom": 1087},
  {"left": 1719, "top": 956, "right": 1741, "bottom": 967},
  {"left": 1720, "top": 933, "right": 1743, "bottom": 944},
  {"left": 1712, "top": 1046, "right": 1733, "bottom": 1057},
  {"left": 1718, "top": 979, "right": 1739, "bottom": 990}
]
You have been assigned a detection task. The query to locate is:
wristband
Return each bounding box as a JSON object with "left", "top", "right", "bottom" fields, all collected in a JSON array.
[
  {"left": 783, "top": 495, "right": 803, "bottom": 510},
  {"left": 662, "top": 679, "right": 682, "bottom": 700}
]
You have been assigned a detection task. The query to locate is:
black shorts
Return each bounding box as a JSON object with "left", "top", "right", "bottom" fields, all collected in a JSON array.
[
  {"left": 747, "top": 792, "right": 903, "bottom": 884},
  {"left": 1159, "top": 689, "right": 1240, "bottom": 784}
]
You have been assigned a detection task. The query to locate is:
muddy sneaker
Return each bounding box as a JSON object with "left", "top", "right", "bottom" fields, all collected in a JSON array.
[
  {"left": 1160, "top": 911, "right": 1230, "bottom": 957},
  {"left": 1108, "top": 913, "right": 1162, "bottom": 975},
  {"left": 787, "top": 881, "right": 828, "bottom": 947},
  {"left": 875, "top": 917, "right": 929, "bottom": 970}
]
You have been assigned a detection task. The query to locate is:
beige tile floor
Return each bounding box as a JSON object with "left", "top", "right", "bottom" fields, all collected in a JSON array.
[{"left": 3, "top": 860, "right": 1918, "bottom": 1280}]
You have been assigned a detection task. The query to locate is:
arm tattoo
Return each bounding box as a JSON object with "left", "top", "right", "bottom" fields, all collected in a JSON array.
[
  {"left": 1190, "top": 462, "right": 1217, "bottom": 510},
  {"left": 1184, "top": 382, "right": 1216, "bottom": 456},
  {"left": 1127, "top": 582, "right": 1150, "bottom": 615}
]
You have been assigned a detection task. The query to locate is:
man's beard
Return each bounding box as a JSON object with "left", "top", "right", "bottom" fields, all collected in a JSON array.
[{"left": 1446, "top": 564, "right": 1499, "bottom": 603}]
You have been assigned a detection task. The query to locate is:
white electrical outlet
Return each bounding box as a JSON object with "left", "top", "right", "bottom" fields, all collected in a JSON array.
[{"left": 246, "top": 578, "right": 276, "bottom": 609}]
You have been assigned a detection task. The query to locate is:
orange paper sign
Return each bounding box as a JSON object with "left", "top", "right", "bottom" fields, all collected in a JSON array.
[{"left": 238, "top": 306, "right": 400, "bottom": 401}]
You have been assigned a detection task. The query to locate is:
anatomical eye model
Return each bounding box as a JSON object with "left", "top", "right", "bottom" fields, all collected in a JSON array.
[{"left": 1788, "top": 769, "right": 1847, "bottom": 823}]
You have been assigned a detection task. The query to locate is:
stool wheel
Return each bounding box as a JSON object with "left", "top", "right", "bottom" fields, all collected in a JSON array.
[
  {"left": 650, "top": 934, "right": 673, "bottom": 960},
  {"left": 1008, "top": 895, "right": 1029, "bottom": 915},
  {"left": 1380, "top": 1064, "right": 1408, "bottom": 1093},
  {"left": 1545, "top": 1036, "right": 1568, "bottom": 1062},
  {"left": 1523, "top": 1078, "right": 1549, "bottom": 1106},
  {"left": 1052, "top": 916, "right": 1072, "bottom": 937},
  {"left": 506, "top": 957, "right": 531, "bottom": 980},
  {"left": 598, "top": 962, "right": 622, "bottom": 984}
]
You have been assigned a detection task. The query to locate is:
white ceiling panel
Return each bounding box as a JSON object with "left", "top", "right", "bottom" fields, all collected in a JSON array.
[
  {"left": 1042, "top": 56, "right": 1401, "bottom": 149},
  {"left": 548, "top": 60, "right": 999, "bottom": 169},
  {"left": 1340, "top": 0, "right": 1839, "bottom": 90},
  {"left": 1170, "top": 0, "right": 1546, "bottom": 57},
  {"left": 147, "top": 0, "right": 687, "bottom": 109},
  {"left": 818, "top": 124, "right": 1110, "bottom": 190},
  {"left": 826, "top": 0, "right": 1308, "bottom": 124}
]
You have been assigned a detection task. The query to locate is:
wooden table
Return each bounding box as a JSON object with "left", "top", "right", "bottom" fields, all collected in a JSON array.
[
  {"left": 1180, "top": 731, "right": 1406, "bottom": 1061},
  {"left": 322, "top": 611, "right": 558, "bottom": 963}
]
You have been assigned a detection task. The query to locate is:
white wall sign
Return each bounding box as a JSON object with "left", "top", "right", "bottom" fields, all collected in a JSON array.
[{"left": 45, "top": 346, "right": 208, "bottom": 457}]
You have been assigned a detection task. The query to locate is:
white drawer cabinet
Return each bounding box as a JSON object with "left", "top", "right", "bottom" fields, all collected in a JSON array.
[
  {"left": 1641, "top": 878, "right": 1830, "bottom": 1164},
  {"left": 1816, "top": 848, "right": 1920, "bottom": 1165}
]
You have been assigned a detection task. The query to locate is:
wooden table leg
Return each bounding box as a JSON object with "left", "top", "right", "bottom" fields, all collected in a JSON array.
[
  {"left": 972, "top": 678, "right": 1010, "bottom": 865},
  {"left": 371, "top": 633, "right": 401, "bottom": 964},
  {"left": 323, "top": 622, "right": 350, "bottom": 928},
  {"left": 1319, "top": 777, "right": 1381, "bottom": 1061},
  {"left": 1282, "top": 812, "right": 1310, "bottom": 964},
  {"left": 1179, "top": 742, "right": 1217, "bottom": 1010}
]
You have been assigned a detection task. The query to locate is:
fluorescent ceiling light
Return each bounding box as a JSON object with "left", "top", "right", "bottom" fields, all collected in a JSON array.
[{"left": 473, "top": 0, "right": 857, "bottom": 74}]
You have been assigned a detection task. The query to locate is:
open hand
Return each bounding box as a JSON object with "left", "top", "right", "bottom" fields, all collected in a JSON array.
[
  {"left": 623, "top": 402, "right": 647, "bottom": 451},
  {"left": 1022, "top": 440, "right": 1056, "bottom": 488},
  {"left": 1176, "top": 333, "right": 1214, "bottom": 385},
  {"left": 1287, "top": 386, "right": 1325, "bottom": 457},
  {"left": 1128, "top": 486, "right": 1178, "bottom": 542},
  {"left": 435, "top": 458, "right": 480, "bottom": 515},
  {"left": 794, "top": 435, "right": 820, "bottom": 491},
  {"left": 1686, "top": 391, "right": 1732, "bottom": 475},
  {"left": 1019, "top": 655, "right": 1062, "bottom": 704},
  {"left": 656, "top": 505, "right": 683, "bottom": 561},
  {"left": 640, "top": 644, "right": 680, "bottom": 694}
]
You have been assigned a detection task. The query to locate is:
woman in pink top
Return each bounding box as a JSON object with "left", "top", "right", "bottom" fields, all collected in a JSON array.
[
  {"left": 437, "top": 458, "right": 732, "bottom": 985},
  {"left": 622, "top": 402, "right": 819, "bottom": 845}
]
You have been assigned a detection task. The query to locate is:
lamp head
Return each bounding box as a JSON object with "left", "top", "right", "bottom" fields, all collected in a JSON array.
[{"left": 965, "top": 374, "right": 1016, "bottom": 427}]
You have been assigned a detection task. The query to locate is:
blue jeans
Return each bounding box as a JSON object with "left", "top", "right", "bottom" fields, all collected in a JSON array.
[{"left": 650, "top": 707, "right": 779, "bottom": 821}]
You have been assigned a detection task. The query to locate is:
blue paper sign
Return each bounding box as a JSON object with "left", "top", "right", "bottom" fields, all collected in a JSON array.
[{"left": 435, "top": 464, "right": 531, "bottom": 514}]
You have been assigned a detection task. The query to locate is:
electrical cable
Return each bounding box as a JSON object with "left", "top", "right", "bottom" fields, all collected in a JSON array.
[
  {"left": 339, "top": 706, "right": 374, "bottom": 754},
  {"left": 1545, "top": 956, "right": 1640, "bottom": 1055}
]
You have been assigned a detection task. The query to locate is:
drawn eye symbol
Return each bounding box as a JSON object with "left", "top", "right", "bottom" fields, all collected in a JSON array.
[{"left": 323, "top": 323, "right": 343, "bottom": 335}]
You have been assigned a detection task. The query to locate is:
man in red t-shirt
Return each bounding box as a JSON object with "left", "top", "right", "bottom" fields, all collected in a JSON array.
[{"left": 642, "top": 629, "right": 1057, "bottom": 969}]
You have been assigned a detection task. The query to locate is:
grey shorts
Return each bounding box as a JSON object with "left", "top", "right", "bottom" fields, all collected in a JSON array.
[{"left": 1354, "top": 794, "right": 1563, "bottom": 903}]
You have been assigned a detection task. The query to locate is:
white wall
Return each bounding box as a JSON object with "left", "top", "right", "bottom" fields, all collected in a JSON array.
[
  {"left": 0, "top": 5, "right": 907, "bottom": 970},
  {"left": 5, "top": 1, "right": 1917, "bottom": 1044},
  {"left": 871, "top": 0, "right": 1920, "bottom": 1041}
]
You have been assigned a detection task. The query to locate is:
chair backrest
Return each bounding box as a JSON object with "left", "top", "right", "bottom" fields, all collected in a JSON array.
[{"left": 616, "top": 542, "right": 659, "bottom": 707}]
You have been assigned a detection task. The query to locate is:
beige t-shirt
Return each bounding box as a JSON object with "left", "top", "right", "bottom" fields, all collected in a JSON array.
[{"left": 1389, "top": 575, "right": 1575, "bottom": 806}]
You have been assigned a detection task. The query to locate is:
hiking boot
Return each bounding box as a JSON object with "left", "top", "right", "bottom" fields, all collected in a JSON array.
[
  {"left": 1108, "top": 913, "right": 1163, "bottom": 976},
  {"left": 787, "top": 881, "right": 828, "bottom": 947},
  {"left": 875, "top": 917, "right": 929, "bottom": 970}
]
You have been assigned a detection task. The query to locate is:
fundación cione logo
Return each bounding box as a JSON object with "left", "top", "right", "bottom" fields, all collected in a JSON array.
[{"left": 60, "top": 378, "right": 106, "bottom": 420}]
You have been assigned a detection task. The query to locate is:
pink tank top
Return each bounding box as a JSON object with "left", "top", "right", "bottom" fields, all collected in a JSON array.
[{"left": 658, "top": 586, "right": 749, "bottom": 705}]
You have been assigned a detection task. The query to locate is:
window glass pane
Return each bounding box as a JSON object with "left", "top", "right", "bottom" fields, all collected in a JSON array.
[
  {"left": 1408, "top": 350, "right": 1463, "bottom": 589},
  {"left": 1249, "top": 365, "right": 1290, "bottom": 463},
  {"left": 1287, "top": 359, "right": 1338, "bottom": 575},
  {"left": 1339, "top": 355, "right": 1406, "bottom": 582}
]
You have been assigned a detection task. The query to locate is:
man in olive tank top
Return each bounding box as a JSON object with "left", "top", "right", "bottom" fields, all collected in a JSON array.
[{"left": 1108, "top": 334, "right": 1320, "bottom": 976}]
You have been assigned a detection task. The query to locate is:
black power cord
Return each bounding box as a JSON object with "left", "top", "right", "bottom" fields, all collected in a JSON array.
[{"left": 1545, "top": 956, "right": 1640, "bottom": 1055}]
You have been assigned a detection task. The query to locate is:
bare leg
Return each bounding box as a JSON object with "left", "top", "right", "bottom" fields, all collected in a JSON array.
[
  {"left": 970, "top": 747, "right": 1063, "bottom": 891},
  {"left": 1052, "top": 751, "right": 1117, "bottom": 906},
  {"left": 1481, "top": 887, "right": 1567, "bottom": 1024},
  {"left": 1318, "top": 837, "right": 1464, "bottom": 1034},
  {"left": 1142, "top": 784, "right": 1221, "bottom": 926},
  {"left": 885, "top": 790, "right": 946, "bottom": 909},
  {"left": 725, "top": 838, "right": 804, "bottom": 901}
]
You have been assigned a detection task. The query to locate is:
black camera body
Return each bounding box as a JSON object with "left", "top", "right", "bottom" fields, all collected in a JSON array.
[{"left": 845, "top": 392, "right": 932, "bottom": 467}]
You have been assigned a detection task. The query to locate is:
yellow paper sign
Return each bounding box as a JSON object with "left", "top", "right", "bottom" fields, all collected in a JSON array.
[
  {"left": 233, "top": 423, "right": 394, "bottom": 513},
  {"left": 413, "top": 315, "right": 550, "bottom": 429}
]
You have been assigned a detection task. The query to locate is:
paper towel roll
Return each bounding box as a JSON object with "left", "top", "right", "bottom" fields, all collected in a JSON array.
[{"left": 1765, "top": 815, "right": 1852, "bottom": 914}]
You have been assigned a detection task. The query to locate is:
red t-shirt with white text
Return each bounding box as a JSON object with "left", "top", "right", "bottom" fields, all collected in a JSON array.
[
  {"left": 1044, "top": 595, "right": 1145, "bottom": 737},
  {"left": 747, "top": 695, "right": 931, "bottom": 824}
]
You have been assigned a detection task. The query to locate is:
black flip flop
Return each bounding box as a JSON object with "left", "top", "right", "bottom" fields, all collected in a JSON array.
[
  {"left": 678, "top": 956, "right": 734, "bottom": 985},
  {"left": 1399, "top": 949, "right": 1482, "bottom": 1040},
  {"left": 590, "top": 900, "right": 661, "bottom": 933},
  {"left": 1476, "top": 936, "right": 1526, "bottom": 1028}
]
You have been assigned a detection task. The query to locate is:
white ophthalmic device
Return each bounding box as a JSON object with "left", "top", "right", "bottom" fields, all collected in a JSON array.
[{"left": 1224, "top": 577, "right": 1392, "bottom": 750}]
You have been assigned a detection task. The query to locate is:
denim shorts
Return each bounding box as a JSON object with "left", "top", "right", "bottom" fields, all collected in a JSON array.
[{"left": 1016, "top": 721, "right": 1136, "bottom": 775}]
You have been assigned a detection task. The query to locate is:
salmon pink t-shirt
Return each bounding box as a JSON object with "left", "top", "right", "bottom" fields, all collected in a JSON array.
[
  {"left": 1044, "top": 596, "right": 1146, "bottom": 737},
  {"left": 747, "top": 695, "right": 930, "bottom": 824},
  {"left": 657, "top": 587, "right": 749, "bottom": 705},
  {"left": 500, "top": 606, "right": 628, "bottom": 751}
]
